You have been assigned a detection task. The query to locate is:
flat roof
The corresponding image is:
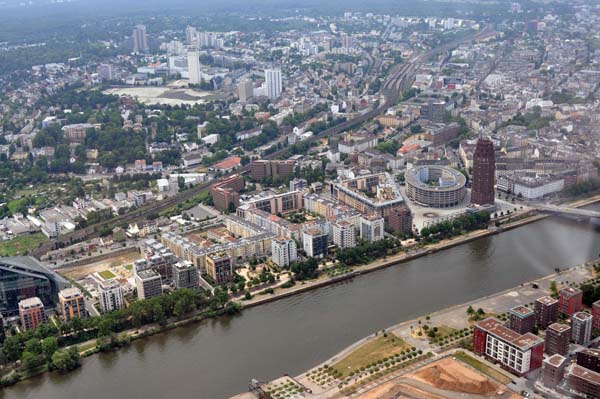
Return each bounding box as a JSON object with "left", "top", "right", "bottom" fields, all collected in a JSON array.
[
  {"left": 572, "top": 311, "right": 592, "bottom": 322},
  {"left": 536, "top": 296, "right": 558, "bottom": 305},
  {"left": 510, "top": 305, "right": 534, "bottom": 318},
  {"left": 476, "top": 318, "right": 543, "bottom": 350},
  {"left": 548, "top": 323, "right": 571, "bottom": 333},
  {"left": 568, "top": 364, "right": 600, "bottom": 385},
  {"left": 545, "top": 354, "right": 567, "bottom": 367}
]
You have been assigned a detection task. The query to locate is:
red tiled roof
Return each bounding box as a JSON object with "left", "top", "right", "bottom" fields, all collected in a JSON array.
[{"left": 213, "top": 156, "right": 241, "bottom": 170}]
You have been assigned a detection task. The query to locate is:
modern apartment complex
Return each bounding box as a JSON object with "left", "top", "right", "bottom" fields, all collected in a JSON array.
[
  {"left": 18, "top": 297, "right": 47, "bottom": 331},
  {"left": 58, "top": 287, "right": 87, "bottom": 321},
  {"left": 473, "top": 317, "right": 544, "bottom": 376}
]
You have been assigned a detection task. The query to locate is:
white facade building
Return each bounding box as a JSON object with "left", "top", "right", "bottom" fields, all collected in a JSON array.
[
  {"left": 332, "top": 221, "right": 356, "bottom": 249},
  {"left": 98, "top": 279, "right": 125, "bottom": 313},
  {"left": 187, "top": 50, "right": 201, "bottom": 84},
  {"left": 360, "top": 214, "right": 385, "bottom": 242},
  {"left": 271, "top": 237, "right": 298, "bottom": 267},
  {"left": 265, "top": 68, "right": 283, "bottom": 100}
]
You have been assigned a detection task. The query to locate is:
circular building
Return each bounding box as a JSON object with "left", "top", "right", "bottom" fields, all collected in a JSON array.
[{"left": 405, "top": 165, "right": 467, "bottom": 208}]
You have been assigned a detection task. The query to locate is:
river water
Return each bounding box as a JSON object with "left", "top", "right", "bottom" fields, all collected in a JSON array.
[{"left": 5, "top": 213, "right": 600, "bottom": 399}]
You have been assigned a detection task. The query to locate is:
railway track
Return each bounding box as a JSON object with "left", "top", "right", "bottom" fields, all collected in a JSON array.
[{"left": 31, "top": 28, "right": 495, "bottom": 259}]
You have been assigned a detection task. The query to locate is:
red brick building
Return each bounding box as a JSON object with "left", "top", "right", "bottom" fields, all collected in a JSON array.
[
  {"left": 544, "top": 323, "right": 571, "bottom": 356},
  {"left": 508, "top": 305, "right": 535, "bottom": 334},
  {"left": 535, "top": 296, "right": 559, "bottom": 329},
  {"left": 559, "top": 287, "right": 583, "bottom": 317},
  {"left": 210, "top": 174, "right": 245, "bottom": 211},
  {"left": 592, "top": 300, "right": 600, "bottom": 330},
  {"left": 473, "top": 317, "right": 544, "bottom": 376},
  {"left": 249, "top": 160, "right": 296, "bottom": 181}
]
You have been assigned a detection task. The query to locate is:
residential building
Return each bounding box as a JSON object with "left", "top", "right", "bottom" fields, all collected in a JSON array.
[
  {"left": 238, "top": 79, "right": 254, "bottom": 102},
  {"left": 133, "top": 24, "right": 149, "bottom": 53},
  {"left": 302, "top": 228, "right": 328, "bottom": 258},
  {"left": 360, "top": 214, "right": 385, "bottom": 242},
  {"left": 172, "top": 261, "right": 200, "bottom": 290},
  {"left": 572, "top": 311, "right": 593, "bottom": 345},
  {"left": 289, "top": 178, "right": 308, "bottom": 192},
  {"left": 542, "top": 354, "right": 568, "bottom": 389},
  {"left": 98, "top": 279, "right": 124, "bottom": 313},
  {"left": 330, "top": 173, "right": 412, "bottom": 233},
  {"left": 205, "top": 252, "right": 233, "bottom": 285},
  {"left": 265, "top": 68, "right": 282, "bottom": 100},
  {"left": 18, "top": 297, "right": 47, "bottom": 331},
  {"left": 592, "top": 300, "right": 600, "bottom": 330},
  {"left": 577, "top": 349, "right": 600, "bottom": 373},
  {"left": 559, "top": 287, "right": 583, "bottom": 316},
  {"left": 535, "top": 296, "right": 559, "bottom": 329},
  {"left": 58, "top": 287, "right": 87, "bottom": 321},
  {"left": 545, "top": 323, "right": 571, "bottom": 356},
  {"left": 249, "top": 160, "right": 296, "bottom": 181},
  {"left": 508, "top": 305, "right": 535, "bottom": 334},
  {"left": 187, "top": 50, "right": 201, "bottom": 84},
  {"left": 473, "top": 317, "right": 544, "bottom": 376},
  {"left": 0, "top": 256, "right": 69, "bottom": 316},
  {"left": 565, "top": 364, "right": 600, "bottom": 399},
  {"left": 542, "top": 354, "right": 569, "bottom": 388},
  {"left": 332, "top": 220, "right": 356, "bottom": 249},
  {"left": 135, "top": 270, "right": 163, "bottom": 300},
  {"left": 271, "top": 237, "right": 298, "bottom": 267},
  {"left": 471, "top": 138, "right": 495, "bottom": 206},
  {"left": 210, "top": 174, "right": 245, "bottom": 211}
]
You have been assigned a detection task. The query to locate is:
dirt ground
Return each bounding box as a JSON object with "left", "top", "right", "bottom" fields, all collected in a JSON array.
[
  {"left": 58, "top": 252, "right": 140, "bottom": 280},
  {"left": 355, "top": 358, "right": 521, "bottom": 399}
]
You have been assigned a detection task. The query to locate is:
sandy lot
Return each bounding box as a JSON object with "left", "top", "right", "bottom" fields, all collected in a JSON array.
[
  {"left": 59, "top": 251, "right": 140, "bottom": 280},
  {"left": 104, "top": 87, "right": 211, "bottom": 106},
  {"left": 356, "top": 357, "right": 521, "bottom": 399}
]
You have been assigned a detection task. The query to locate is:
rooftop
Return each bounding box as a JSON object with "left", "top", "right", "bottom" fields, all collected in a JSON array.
[
  {"left": 536, "top": 296, "right": 558, "bottom": 305},
  {"left": 19, "top": 296, "right": 44, "bottom": 309},
  {"left": 476, "top": 317, "right": 543, "bottom": 350},
  {"left": 213, "top": 156, "right": 241, "bottom": 170},
  {"left": 59, "top": 287, "right": 84, "bottom": 300},
  {"left": 545, "top": 354, "right": 567, "bottom": 367},
  {"left": 572, "top": 311, "right": 592, "bottom": 322},
  {"left": 510, "top": 305, "right": 534, "bottom": 318},
  {"left": 548, "top": 323, "right": 571, "bottom": 333},
  {"left": 567, "top": 364, "right": 600, "bottom": 385}
]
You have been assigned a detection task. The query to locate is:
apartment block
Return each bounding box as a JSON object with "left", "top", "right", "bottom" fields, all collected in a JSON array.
[
  {"left": 18, "top": 297, "right": 47, "bottom": 331},
  {"left": 535, "top": 296, "right": 559, "bottom": 329},
  {"left": 473, "top": 317, "right": 544, "bottom": 376},
  {"left": 508, "top": 305, "right": 535, "bottom": 334},
  {"left": 58, "top": 287, "right": 87, "bottom": 321},
  {"left": 545, "top": 323, "right": 571, "bottom": 356}
]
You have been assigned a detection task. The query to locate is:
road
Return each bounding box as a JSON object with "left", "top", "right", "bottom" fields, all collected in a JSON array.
[{"left": 31, "top": 27, "right": 495, "bottom": 259}]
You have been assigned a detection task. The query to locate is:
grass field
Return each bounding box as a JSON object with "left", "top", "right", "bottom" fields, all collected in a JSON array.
[
  {"left": 0, "top": 233, "right": 48, "bottom": 256},
  {"left": 454, "top": 351, "right": 512, "bottom": 384},
  {"left": 333, "top": 333, "right": 412, "bottom": 377},
  {"left": 99, "top": 270, "right": 117, "bottom": 279}
]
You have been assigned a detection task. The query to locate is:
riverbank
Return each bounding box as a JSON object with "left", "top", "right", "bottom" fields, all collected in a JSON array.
[
  {"left": 231, "top": 260, "right": 598, "bottom": 399},
  {"left": 4, "top": 194, "right": 599, "bottom": 393},
  {"left": 238, "top": 192, "right": 600, "bottom": 309}
]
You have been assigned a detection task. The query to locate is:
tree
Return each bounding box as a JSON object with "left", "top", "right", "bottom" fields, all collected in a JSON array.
[
  {"left": 21, "top": 351, "right": 42, "bottom": 373},
  {"left": 550, "top": 281, "right": 558, "bottom": 298},
  {"left": 51, "top": 347, "right": 81, "bottom": 372},
  {"left": 41, "top": 336, "right": 58, "bottom": 360},
  {"left": 466, "top": 305, "right": 475, "bottom": 316},
  {"left": 3, "top": 335, "right": 22, "bottom": 362}
]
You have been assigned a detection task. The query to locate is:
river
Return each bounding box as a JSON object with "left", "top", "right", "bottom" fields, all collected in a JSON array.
[{"left": 5, "top": 213, "right": 600, "bottom": 399}]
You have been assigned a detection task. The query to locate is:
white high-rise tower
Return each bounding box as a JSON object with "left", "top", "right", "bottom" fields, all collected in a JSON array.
[
  {"left": 265, "top": 68, "right": 282, "bottom": 100},
  {"left": 187, "top": 50, "right": 201, "bottom": 84}
]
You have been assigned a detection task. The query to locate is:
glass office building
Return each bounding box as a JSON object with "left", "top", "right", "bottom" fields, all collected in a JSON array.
[{"left": 0, "top": 256, "right": 70, "bottom": 316}]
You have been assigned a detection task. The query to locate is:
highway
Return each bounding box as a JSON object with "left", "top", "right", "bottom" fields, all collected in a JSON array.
[{"left": 31, "top": 27, "right": 494, "bottom": 259}]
